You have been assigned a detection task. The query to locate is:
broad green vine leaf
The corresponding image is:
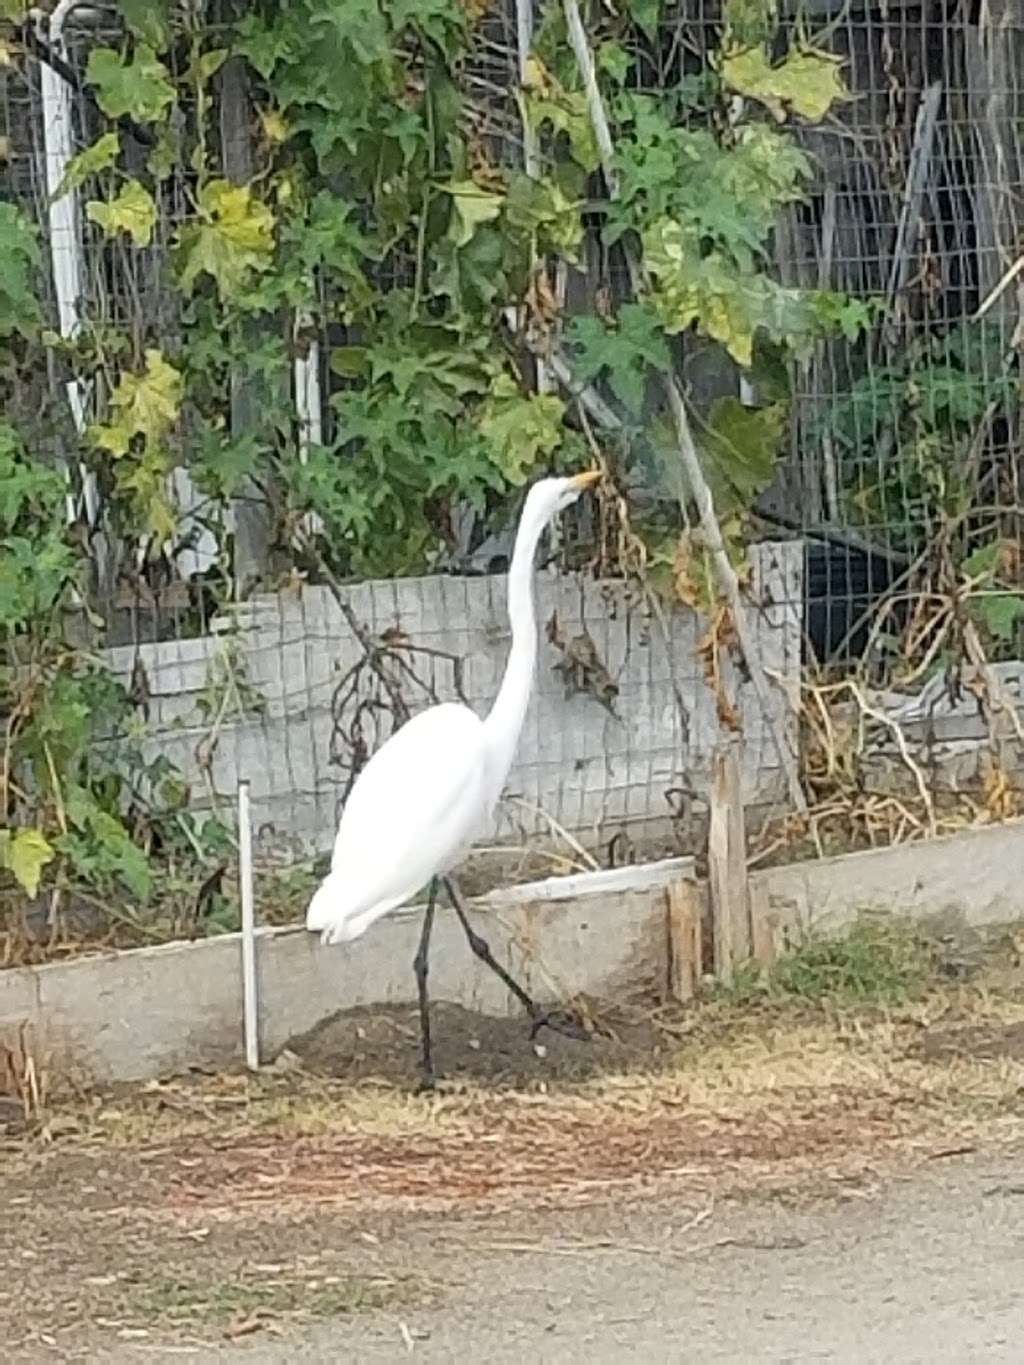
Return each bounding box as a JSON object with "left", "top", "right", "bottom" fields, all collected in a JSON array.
[
  {"left": 0, "top": 201, "right": 40, "bottom": 338},
  {"left": 86, "top": 179, "right": 157, "bottom": 247},
  {"left": 175, "top": 179, "right": 275, "bottom": 299},
  {"left": 721, "top": 45, "right": 848, "bottom": 123},
  {"left": 0, "top": 0, "right": 29, "bottom": 19},
  {"left": 54, "top": 132, "right": 120, "bottom": 198},
  {"left": 479, "top": 375, "right": 565, "bottom": 485},
  {"left": 91, "top": 349, "right": 182, "bottom": 458},
  {"left": 444, "top": 180, "right": 504, "bottom": 248},
  {"left": 0, "top": 827, "right": 55, "bottom": 899},
  {"left": 85, "top": 45, "right": 176, "bottom": 123},
  {"left": 701, "top": 396, "right": 785, "bottom": 511},
  {"left": 566, "top": 303, "right": 670, "bottom": 417}
]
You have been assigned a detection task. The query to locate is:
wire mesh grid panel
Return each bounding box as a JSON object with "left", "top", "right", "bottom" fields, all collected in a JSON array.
[
  {"left": 96, "top": 537, "right": 800, "bottom": 884},
  {"left": 5, "top": 0, "right": 1022, "bottom": 945}
]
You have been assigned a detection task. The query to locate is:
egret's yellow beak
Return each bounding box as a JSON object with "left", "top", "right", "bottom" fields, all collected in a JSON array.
[{"left": 570, "top": 469, "right": 602, "bottom": 491}]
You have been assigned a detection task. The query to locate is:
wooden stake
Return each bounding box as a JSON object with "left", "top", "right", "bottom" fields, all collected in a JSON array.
[
  {"left": 667, "top": 880, "right": 704, "bottom": 1003},
  {"left": 708, "top": 743, "right": 750, "bottom": 983}
]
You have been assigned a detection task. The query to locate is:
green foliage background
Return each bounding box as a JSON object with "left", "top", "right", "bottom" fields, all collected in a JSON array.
[{"left": 0, "top": 0, "right": 867, "bottom": 925}]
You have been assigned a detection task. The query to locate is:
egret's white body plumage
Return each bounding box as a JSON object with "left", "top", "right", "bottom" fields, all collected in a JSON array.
[
  {"left": 308, "top": 704, "right": 488, "bottom": 944},
  {"left": 306, "top": 472, "right": 599, "bottom": 948}
]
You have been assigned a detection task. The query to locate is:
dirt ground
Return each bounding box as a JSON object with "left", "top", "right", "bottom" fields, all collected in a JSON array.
[{"left": 3, "top": 936, "right": 1024, "bottom": 1361}]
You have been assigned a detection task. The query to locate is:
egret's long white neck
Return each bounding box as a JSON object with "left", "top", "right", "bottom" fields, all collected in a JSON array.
[{"left": 482, "top": 498, "right": 551, "bottom": 786}]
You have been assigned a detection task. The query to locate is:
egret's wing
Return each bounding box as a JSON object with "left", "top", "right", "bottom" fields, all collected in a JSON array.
[{"left": 323, "top": 703, "right": 488, "bottom": 930}]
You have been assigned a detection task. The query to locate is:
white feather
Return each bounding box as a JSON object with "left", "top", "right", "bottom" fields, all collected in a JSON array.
[
  {"left": 305, "top": 471, "right": 601, "bottom": 953},
  {"left": 307, "top": 704, "right": 488, "bottom": 945}
]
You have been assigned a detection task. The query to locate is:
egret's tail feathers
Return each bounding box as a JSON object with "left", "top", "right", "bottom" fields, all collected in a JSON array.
[{"left": 306, "top": 881, "right": 408, "bottom": 947}]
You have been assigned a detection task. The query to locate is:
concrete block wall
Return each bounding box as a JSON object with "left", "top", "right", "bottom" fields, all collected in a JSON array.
[
  {"left": 855, "top": 662, "right": 1024, "bottom": 793},
  {"left": 101, "top": 541, "right": 803, "bottom": 863}
]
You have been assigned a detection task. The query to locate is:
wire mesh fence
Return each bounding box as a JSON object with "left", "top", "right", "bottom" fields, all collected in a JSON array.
[{"left": 3, "top": 0, "right": 1024, "bottom": 954}]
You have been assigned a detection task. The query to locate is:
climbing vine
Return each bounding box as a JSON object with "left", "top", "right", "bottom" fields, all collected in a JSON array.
[{"left": 0, "top": 0, "right": 866, "bottom": 927}]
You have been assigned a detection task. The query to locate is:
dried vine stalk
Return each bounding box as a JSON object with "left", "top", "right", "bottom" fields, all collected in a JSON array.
[{"left": 559, "top": 0, "right": 807, "bottom": 813}]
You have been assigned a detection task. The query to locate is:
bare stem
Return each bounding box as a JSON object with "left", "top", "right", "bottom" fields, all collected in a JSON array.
[{"left": 560, "top": 0, "right": 807, "bottom": 812}]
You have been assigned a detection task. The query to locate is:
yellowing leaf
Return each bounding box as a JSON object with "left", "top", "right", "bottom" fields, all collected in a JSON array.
[
  {"left": 527, "top": 91, "right": 601, "bottom": 173},
  {"left": 175, "top": 179, "right": 275, "bottom": 299},
  {"left": 118, "top": 457, "right": 177, "bottom": 543},
  {"left": 444, "top": 180, "right": 504, "bottom": 249},
  {"left": 91, "top": 349, "right": 182, "bottom": 457},
  {"left": 0, "top": 827, "right": 55, "bottom": 898},
  {"left": 721, "top": 44, "right": 848, "bottom": 123},
  {"left": 644, "top": 219, "right": 777, "bottom": 367},
  {"left": 86, "top": 179, "right": 157, "bottom": 247},
  {"left": 198, "top": 48, "right": 228, "bottom": 82},
  {"left": 260, "top": 107, "right": 289, "bottom": 144},
  {"left": 479, "top": 375, "right": 565, "bottom": 485},
  {"left": 54, "top": 132, "right": 120, "bottom": 198}
]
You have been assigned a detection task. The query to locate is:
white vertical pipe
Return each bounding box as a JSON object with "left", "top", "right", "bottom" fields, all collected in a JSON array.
[
  {"left": 237, "top": 779, "right": 260, "bottom": 1072},
  {"left": 37, "top": 0, "right": 98, "bottom": 525},
  {"left": 293, "top": 306, "right": 323, "bottom": 536}
]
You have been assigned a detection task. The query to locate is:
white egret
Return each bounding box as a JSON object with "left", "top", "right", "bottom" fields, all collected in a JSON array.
[{"left": 307, "top": 469, "right": 602, "bottom": 1086}]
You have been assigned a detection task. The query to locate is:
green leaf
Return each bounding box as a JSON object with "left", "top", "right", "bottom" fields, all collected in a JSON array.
[
  {"left": 700, "top": 397, "right": 786, "bottom": 511},
  {"left": 198, "top": 48, "right": 228, "bottom": 82},
  {"left": 962, "top": 539, "right": 1003, "bottom": 581},
  {"left": 85, "top": 45, "right": 176, "bottom": 123},
  {"left": 525, "top": 59, "right": 601, "bottom": 173},
  {"left": 175, "top": 179, "right": 275, "bottom": 299},
  {"left": 980, "top": 595, "right": 1024, "bottom": 641},
  {"left": 54, "top": 132, "right": 120, "bottom": 198},
  {"left": 120, "top": 0, "right": 171, "bottom": 50},
  {"left": 621, "top": 0, "right": 661, "bottom": 42},
  {"left": 86, "top": 179, "right": 157, "bottom": 247},
  {"left": 723, "top": 0, "right": 776, "bottom": 47},
  {"left": 90, "top": 349, "right": 183, "bottom": 457},
  {"left": 721, "top": 44, "right": 848, "bottom": 123},
  {"left": 566, "top": 302, "right": 670, "bottom": 417},
  {"left": 443, "top": 180, "right": 504, "bottom": 248},
  {"left": 0, "top": 201, "right": 40, "bottom": 338},
  {"left": 505, "top": 174, "right": 582, "bottom": 261},
  {"left": 0, "top": 828, "right": 55, "bottom": 899},
  {"left": 479, "top": 376, "right": 565, "bottom": 485}
]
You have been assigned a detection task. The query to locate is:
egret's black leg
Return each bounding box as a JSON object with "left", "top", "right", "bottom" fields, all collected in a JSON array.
[
  {"left": 413, "top": 880, "right": 438, "bottom": 1091},
  {"left": 443, "top": 877, "right": 589, "bottom": 1043}
]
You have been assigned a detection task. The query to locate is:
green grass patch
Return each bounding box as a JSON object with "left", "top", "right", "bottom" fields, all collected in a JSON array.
[
  {"left": 125, "top": 1270, "right": 400, "bottom": 1328},
  {"left": 720, "top": 914, "right": 936, "bottom": 1007}
]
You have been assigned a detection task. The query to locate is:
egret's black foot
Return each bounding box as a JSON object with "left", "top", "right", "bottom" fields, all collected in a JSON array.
[
  {"left": 529, "top": 1008, "right": 591, "bottom": 1043},
  {"left": 415, "top": 1072, "right": 437, "bottom": 1096}
]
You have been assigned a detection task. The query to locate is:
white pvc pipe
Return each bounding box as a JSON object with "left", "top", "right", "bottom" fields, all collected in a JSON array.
[
  {"left": 293, "top": 306, "right": 323, "bottom": 535},
  {"left": 237, "top": 779, "right": 260, "bottom": 1071},
  {"left": 37, "top": 0, "right": 98, "bottom": 525}
]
